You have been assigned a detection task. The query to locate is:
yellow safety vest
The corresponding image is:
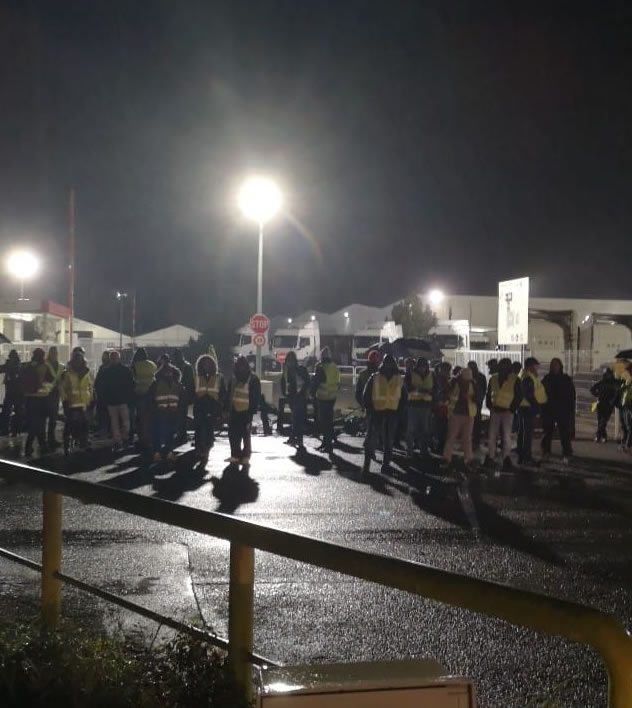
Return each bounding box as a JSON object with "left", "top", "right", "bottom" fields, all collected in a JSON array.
[
  {"left": 316, "top": 362, "right": 340, "bottom": 401},
  {"left": 519, "top": 371, "right": 548, "bottom": 407},
  {"left": 195, "top": 374, "right": 221, "bottom": 399},
  {"left": 46, "top": 361, "right": 65, "bottom": 389},
  {"left": 155, "top": 380, "right": 181, "bottom": 410},
  {"left": 408, "top": 371, "right": 433, "bottom": 402},
  {"left": 133, "top": 360, "right": 157, "bottom": 395},
  {"left": 372, "top": 373, "right": 403, "bottom": 412},
  {"left": 489, "top": 373, "right": 518, "bottom": 409},
  {"left": 622, "top": 380, "right": 632, "bottom": 408},
  {"left": 231, "top": 378, "right": 250, "bottom": 412},
  {"left": 448, "top": 381, "right": 477, "bottom": 417},
  {"left": 61, "top": 370, "right": 93, "bottom": 409}
]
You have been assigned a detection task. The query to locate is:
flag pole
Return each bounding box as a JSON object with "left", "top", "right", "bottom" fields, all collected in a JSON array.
[{"left": 69, "top": 189, "right": 75, "bottom": 348}]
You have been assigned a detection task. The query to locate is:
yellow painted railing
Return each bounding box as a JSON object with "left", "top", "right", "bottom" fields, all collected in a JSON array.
[{"left": 1, "top": 458, "right": 631, "bottom": 705}]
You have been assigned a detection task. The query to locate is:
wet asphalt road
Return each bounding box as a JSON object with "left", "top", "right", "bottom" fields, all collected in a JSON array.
[{"left": 1, "top": 431, "right": 632, "bottom": 707}]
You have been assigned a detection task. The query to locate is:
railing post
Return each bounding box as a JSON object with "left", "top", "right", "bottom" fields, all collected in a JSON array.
[
  {"left": 41, "top": 490, "right": 63, "bottom": 629},
  {"left": 228, "top": 541, "right": 254, "bottom": 701}
]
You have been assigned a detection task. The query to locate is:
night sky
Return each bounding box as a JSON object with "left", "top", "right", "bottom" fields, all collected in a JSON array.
[{"left": 1, "top": 1, "right": 631, "bottom": 333}]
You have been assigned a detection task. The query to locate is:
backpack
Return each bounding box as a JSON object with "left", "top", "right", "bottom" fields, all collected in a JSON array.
[{"left": 20, "top": 364, "right": 42, "bottom": 395}]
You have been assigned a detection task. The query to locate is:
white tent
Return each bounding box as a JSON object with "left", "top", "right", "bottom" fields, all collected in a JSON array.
[{"left": 134, "top": 324, "right": 202, "bottom": 348}]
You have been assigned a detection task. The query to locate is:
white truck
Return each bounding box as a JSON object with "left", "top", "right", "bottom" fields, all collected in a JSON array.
[
  {"left": 352, "top": 321, "right": 403, "bottom": 365},
  {"left": 231, "top": 324, "right": 270, "bottom": 360},
  {"left": 429, "top": 319, "right": 470, "bottom": 356},
  {"left": 271, "top": 320, "right": 320, "bottom": 365}
]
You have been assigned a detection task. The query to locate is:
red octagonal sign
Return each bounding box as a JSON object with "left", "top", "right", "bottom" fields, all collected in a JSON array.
[{"left": 249, "top": 313, "right": 270, "bottom": 335}]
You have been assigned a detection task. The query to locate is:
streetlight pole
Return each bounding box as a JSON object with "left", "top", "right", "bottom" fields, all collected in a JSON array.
[
  {"left": 116, "top": 291, "right": 128, "bottom": 352},
  {"left": 256, "top": 221, "right": 264, "bottom": 378}
]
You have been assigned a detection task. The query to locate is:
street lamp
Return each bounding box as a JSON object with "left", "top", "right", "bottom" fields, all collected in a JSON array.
[
  {"left": 6, "top": 249, "right": 39, "bottom": 300},
  {"left": 428, "top": 289, "right": 444, "bottom": 307},
  {"left": 237, "top": 176, "right": 283, "bottom": 377},
  {"left": 116, "top": 291, "right": 128, "bottom": 351}
]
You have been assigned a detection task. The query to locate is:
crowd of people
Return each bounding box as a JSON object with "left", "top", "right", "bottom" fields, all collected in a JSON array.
[
  {"left": 2, "top": 342, "right": 631, "bottom": 471},
  {"left": 0, "top": 346, "right": 264, "bottom": 468}
]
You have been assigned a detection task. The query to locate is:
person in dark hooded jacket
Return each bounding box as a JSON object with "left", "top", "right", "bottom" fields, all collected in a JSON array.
[
  {"left": 362, "top": 354, "right": 407, "bottom": 474},
  {"left": 0, "top": 350, "right": 22, "bottom": 437},
  {"left": 225, "top": 356, "right": 261, "bottom": 467},
  {"left": 148, "top": 358, "right": 185, "bottom": 463},
  {"left": 193, "top": 353, "right": 226, "bottom": 461},
  {"left": 541, "top": 357, "right": 576, "bottom": 461},
  {"left": 590, "top": 368, "right": 619, "bottom": 443}
]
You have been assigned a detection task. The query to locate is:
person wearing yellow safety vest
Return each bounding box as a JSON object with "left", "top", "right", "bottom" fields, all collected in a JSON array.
[
  {"left": 517, "top": 356, "right": 547, "bottom": 466},
  {"left": 22, "top": 347, "right": 54, "bottom": 457},
  {"left": 147, "top": 358, "right": 185, "bottom": 464},
  {"left": 362, "top": 354, "right": 406, "bottom": 475},
  {"left": 193, "top": 353, "right": 226, "bottom": 462},
  {"left": 281, "top": 351, "right": 310, "bottom": 451},
  {"left": 45, "top": 346, "right": 65, "bottom": 450},
  {"left": 484, "top": 357, "right": 522, "bottom": 470},
  {"left": 311, "top": 347, "right": 340, "bottom": 455},
  {"left": 60, "top": 347, "right": 94, "bottom": 454},
  {"left": 615, "top": 359, "right": 632, "bottom": 454},
  {"left": 442, "top": 367, "right": 477, "bottom": 467},
  {"left": 131, "top": 347, "right": 157, "bottom": 451},
  {"left": 404, "top": 357, "right": 434, "bottom": 457},
  {"left": 225, "top": 355, "right": 261, "bottom": 467}
]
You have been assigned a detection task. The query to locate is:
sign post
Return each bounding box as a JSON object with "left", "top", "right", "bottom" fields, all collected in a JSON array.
[
  {"left": 497, "top": 277, "right": 529, "bottom": 348},
  {"left": 249, "top": 313, "right": 270, "bottom": 376}
]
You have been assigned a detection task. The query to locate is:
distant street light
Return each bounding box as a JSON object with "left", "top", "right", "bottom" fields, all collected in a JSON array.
[
  {"left": 116, "top": 291, "right": 128, "bottom": 351},
  {"left": 287, "top": 318, "right": 292, "bottom": 324},
  {"left": 237, "top": 176, "right": 283, "bottom": 377},
  {"left": 344, "top": 311, "right": 349, "bottom": 319},
  {"left": 428, "top": 289, "right": 445, "bottom": 307},
  {"left": 6, "top": 249, "right": 39, "bottom": 301}
]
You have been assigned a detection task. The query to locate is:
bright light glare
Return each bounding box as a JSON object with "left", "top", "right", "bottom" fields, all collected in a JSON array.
[
  {"left": 238, "top": 177, "right": 282, "bottom": 225},
  {"left": 7, "top": 250, "right": 39, "bottom": 280},
  {"left": 310, "top": 315, "right": 316, "bottom": 321},
  {"left": 428, "top": 289, "right": 444, "bottom": 306},
  {"left": 287, "top": 318, "right": 292, "bottom": 324},
  {"left": 344, "top": 311, "right": 349, "bottom": 318}
]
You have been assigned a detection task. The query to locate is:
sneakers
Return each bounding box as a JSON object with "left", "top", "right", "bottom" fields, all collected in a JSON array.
[
  {"left": 240, "top": 456, "right": 250, "bottom": 466},
  {"left": 152, "top": 452, "right": 162, "bottom": 464},
  {"left": 166, "top": 451, "right": 176, "bottom": 463}
]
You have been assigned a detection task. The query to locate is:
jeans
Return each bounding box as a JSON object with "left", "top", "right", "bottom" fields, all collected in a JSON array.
[
  {"left": 289, "top": 396, "right": 306, "bottom": 445},
  {"left": 0, "top": 390, "right": 22, "bottom": 436},
  {"left": 517, "top": 409, "right": 536, "bottom": 462},
  {"left": 596, "top": 403, "right": 613, "bottom": 441},
  {"left": 229, "top": 412, "right": 252, "bottom": 461},
  {"left": 488, "top": 410, "right": 513, "bottom": 460},
  {"left": 25, "top": 396, "right": 48, "bottom": 452},
  {"left": 63, "top": 406, "right": 89, "bottom": 449},
  {"left": 108, "top": 404, "right": 130, "bottom": 445},
  {"left": 364, "top": 411, "right": 398, "bottom": 467},
  {"left": 317, "top": 399, "right": 335, "bottom": 451},
  {"left": 541, "top": 413, "right": 572, "bottom": 457},
  {"left": 153, "top": 411, "right": 178, "bottom": 454},
  {"left": 135, "top": 394, "right": 153, "bottom": 448},
  {"left": 472, "top": 410, "right": 483, "bottom": 449},
  {"left": 442, "top": 415, "right": 474, "bottom": 464},
  {"left": 193, "top": 397, "right": 220, "bottom": 452},
  {"left": 623, "top": 408, "right": 632, "bottom": 449},
  {"left": 47, "top": 390, "right": 60, "bottom": 445},
  {"left": 406, "top": 406, "right": 432, "bottom": 454}
]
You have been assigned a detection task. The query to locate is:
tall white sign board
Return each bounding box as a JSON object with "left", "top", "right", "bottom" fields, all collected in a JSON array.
[{"left": 498, "top": 277, "right": 529, "bottom": 345}]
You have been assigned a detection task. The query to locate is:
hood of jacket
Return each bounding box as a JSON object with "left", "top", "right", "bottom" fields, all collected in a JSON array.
[{"left": 156, "top": 363, "right": 181, "bottom": 382}]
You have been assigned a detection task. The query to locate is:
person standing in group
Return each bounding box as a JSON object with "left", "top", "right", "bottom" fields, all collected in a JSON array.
[
  {"left": 541, "top": 357, "right": 575, "bottom": 464},
  {"left": 193, "top": 353, "right": 226, "bottom": 464},
  {"left": 467, "top": 361, "right": 487, "bottom": 451},
  {"left": 93, "top": 350, "right": 111, "bottom": 436},
  {"left": 311, "top": 347, "right": 340, "bottom": 455},
  {"left": 173, "top": 349, "right": 195, "bottom": 444},
  {"left": 616, "top": 360, "right": 632, "bottom": 454},
  {"left": 101, "top": 350, "right": 135, "bottom": 452},
  {"left": 487, "top": 358, "right": 498, "bottom": 378},
  {"left": 281, "top": 350, "right": 310, "bottom": 452},
  {"left": 45, "top": 346, "right": 64, "bottom": 449},
  {"left": 148, "top": 357, "right": 185, "bottom": 463},
  {"left": 485, "top": 357, "right": 522, "bottom": 469},
  {"left": 590, "top": 368, "right": 619, "bottom": 443},
  {"left": 442, "top": 367, "right": 477, "bottom": 468},
  {"left": 0, "top": 350, "right": 22, "bottom": 440},
  {"left": 131, "top": 347, "right": 157, "bottom": 451},
  {"left": 362, "top": 354, "right": 406, "bottom": 475},
  {"left": 60, "top": 347, "right": 94, "bottom": 454},
  {"left": 405, "top": 357, "right": 434, "bottom": 457},
  {"left": 21, "top": 348, "right": 53, "bottom": 457},
  {"left": 226, "top": 356, "right": 261, "bottom": 468},
  {"left": 517, "top": 357, "right": 547, "bottom": 465},
  {"left": 355, "top": 350, "right": 380, "bottom": 408},
  {"left": 433, "top": 361, "right": 452, "bottom": 455}
]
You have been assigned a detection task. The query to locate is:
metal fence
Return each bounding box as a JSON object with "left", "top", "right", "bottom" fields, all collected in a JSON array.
[{"left": 0, "top": 459, "right": 631, "bottom": 705}]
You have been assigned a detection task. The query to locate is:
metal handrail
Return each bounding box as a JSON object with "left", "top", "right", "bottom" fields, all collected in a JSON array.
[{"left": 0, "top": 458, "right": 631, "bottom": 705}]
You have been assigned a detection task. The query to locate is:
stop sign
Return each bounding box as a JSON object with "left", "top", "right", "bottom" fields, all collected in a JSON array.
[{"left": 249, "top": 313, "right": 270, "bottom": 335}]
